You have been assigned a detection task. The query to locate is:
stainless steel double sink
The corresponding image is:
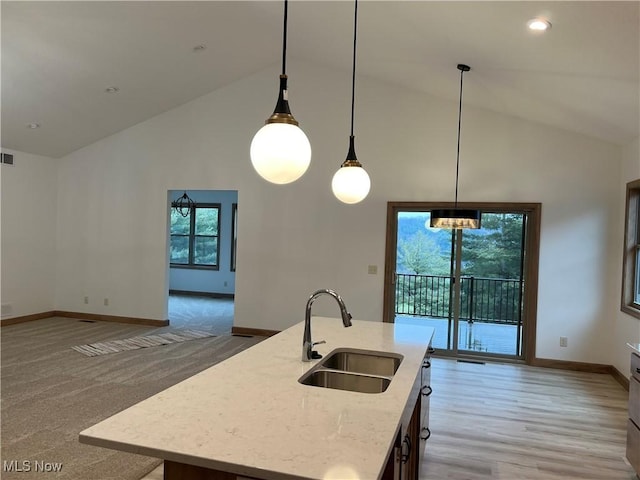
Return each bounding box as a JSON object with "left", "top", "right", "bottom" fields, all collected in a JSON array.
[{"left": 298, "top": 348, "right": 403, "bottom": 394}]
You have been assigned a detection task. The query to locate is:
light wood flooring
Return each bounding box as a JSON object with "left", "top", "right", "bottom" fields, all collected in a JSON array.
[{"left": 421, "top": 358, "right": 636, "bottom": 480}]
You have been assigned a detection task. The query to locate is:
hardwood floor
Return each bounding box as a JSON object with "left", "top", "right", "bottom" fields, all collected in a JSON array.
[{"left": 421, "top": 358, "right": 636, "bottom": 480}]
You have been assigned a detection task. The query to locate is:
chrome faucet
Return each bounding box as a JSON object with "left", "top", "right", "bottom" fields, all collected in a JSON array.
[{"left": 302, "top": 289, "right": 352, "bottom": 362}]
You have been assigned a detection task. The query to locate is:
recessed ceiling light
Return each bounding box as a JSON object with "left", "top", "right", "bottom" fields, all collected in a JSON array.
[
  {"left": 26, "top": 123, "right": 40, "bottom": 129},
  {"left": 527, "top": 18, "right": 552, "bottom": 32},
  {"left": 192, "top": 44, "right": 206, "bottom": 53},
  {"left": 104, "top": 86, "right": 120, "bottom": 93}
]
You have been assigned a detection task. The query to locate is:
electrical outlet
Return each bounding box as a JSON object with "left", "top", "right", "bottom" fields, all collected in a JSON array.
[
  {"left": 103, "top": 298, "right": 109, "bottom": 307},
  {"left": 224, "top": 281, "right": 228, "bottom": 287},
  {"left": 560, "top": 336, "right": 568, "bottom": 347},
  {"left": 84, "top": 296, "right": 89, "bottom": 304},
  {"left": 368, "top": 265, "right": 378, "bottom": 275}
]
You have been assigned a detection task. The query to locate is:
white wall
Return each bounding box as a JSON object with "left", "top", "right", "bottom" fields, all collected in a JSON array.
[
  {"left": 52, "top": 61, "right": 621, "bottom": 363},
  {"left": 611, "top": 137, "right": 640, "bottom": 377},
  {"left": 168, "top": 189, "right": 237, "bottom": 295},
  {"left": 0, "top": 150, "right": 57, "bottom": 320}
]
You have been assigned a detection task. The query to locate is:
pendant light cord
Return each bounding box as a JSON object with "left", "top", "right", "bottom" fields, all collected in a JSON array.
[
  {"left": 349, "top": 0, "right": 358, "bottom": 137},
  {"left": 281, "top": 0, "right": 288, "bottom": 75},
  {"left": 454, "top": 66, "right": 465, "bottom": 207}
]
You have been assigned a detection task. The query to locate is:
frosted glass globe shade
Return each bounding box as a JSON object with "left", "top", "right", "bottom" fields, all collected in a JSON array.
[
  {"left": 332, "top": 165, "right": 371, "bottom": 204},
  {"left": 250, "top": 123, "right": 311, "bottom": 184}
]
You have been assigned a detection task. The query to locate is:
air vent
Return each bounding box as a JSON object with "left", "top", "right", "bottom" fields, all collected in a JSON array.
[
  {"left": 457, "top": 359, "right": 485, "bottom": 365},
  {"left": 1, "top": 153, "right": 14, "bottom": 165},
  {"left": 1, "top": 303, "right": 13, "bottom": 317}
]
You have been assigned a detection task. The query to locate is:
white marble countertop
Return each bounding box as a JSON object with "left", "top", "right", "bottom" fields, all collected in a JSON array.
[{"left": 79, "top": 317, "right": 434, "bottom": 480}]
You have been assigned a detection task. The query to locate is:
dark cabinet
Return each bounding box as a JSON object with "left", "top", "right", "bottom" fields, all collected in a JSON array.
[
  {"left": 400, "top": 393, "right": 421, "bottom": 480},
  {"left": 383, "top": 342, "right": 433, "bottom": 480},
  {"left": 381, "top": 396, "right": 420, "bottom": 480},
  {"left": 419, "top": 345, "right": 434, "bottom": 464},
  {"left": 627, "top": 352, "right": 640, "bottom": 476}
]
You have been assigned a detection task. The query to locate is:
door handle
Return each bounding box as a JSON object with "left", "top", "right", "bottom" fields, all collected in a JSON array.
[{"left": 401, "top": 434, "right": 411, "bottom": 464}]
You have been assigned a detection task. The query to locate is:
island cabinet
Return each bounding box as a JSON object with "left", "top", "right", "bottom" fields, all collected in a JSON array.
[
  {"left": 628, "top": 352, "right": 640, "bottom": 477},
  {"left": 380, "top": 374, "right": 421, "bottom": 480},
  {"left": 381, "top": 343, "right": 433, "bottom": 480},
  {"left": 79, "top": 318, "right": 435, "bottom": 480},
  {"left": 419, "top": 346, "right": 434, "bottom": 458}
]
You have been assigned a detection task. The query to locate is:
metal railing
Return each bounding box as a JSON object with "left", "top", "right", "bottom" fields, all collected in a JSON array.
[{"left": 395, "top": 273, "right": 523, "bottom": 325}]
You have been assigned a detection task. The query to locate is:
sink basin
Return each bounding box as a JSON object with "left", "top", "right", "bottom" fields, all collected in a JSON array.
[
  {"left": 320, "top": 349, "right": 403, "bottom": 376},
  {"left": 299, "top": 369, "right": 391, "bottom": 394},
  {"left": 298, "top": 348, "right": 402, "bottom": 394}
]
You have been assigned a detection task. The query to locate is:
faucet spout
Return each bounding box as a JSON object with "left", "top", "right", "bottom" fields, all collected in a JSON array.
[{"left": 302, "top": 289, "right": 352, "bottom": 362}]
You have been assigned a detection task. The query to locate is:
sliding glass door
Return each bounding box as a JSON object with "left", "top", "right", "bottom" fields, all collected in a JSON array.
[{"left": 385, "top": 203, "right": 540, "bottom": 362}]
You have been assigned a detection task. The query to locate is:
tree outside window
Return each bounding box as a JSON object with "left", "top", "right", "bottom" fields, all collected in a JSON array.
[{"left": 170, "top": 204, "right": 220, "bottom": 269}]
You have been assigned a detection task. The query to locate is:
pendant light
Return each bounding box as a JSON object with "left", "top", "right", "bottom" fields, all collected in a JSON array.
[
  {"left": 171, "top": 191, "right": 195, "bottom": 218},
  {"left": 331, "top": 0, "right": 370, "bottom": 204},
  {"left": 430, "top": 64, "right": 481, "bottom": 229},
  {"left": 250, "top": 0, "right": 311, "bottom": 185}
]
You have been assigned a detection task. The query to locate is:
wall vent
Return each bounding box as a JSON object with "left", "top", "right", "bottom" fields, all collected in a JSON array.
[
  {"left": 1, "top": 303, "right": 13, "bottom": 317},
  {"left": 1, "top": 153, "right": 14, "bottom": 166}
]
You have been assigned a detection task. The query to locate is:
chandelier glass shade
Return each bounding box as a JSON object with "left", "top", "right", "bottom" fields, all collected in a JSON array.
[{"left": 429, "top": 208, "right": 481, "bottom": 229}]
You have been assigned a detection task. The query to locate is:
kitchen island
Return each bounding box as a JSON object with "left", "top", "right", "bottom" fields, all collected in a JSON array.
[{"left": 80, "top": 317, "right": 434, "bottom": 480}]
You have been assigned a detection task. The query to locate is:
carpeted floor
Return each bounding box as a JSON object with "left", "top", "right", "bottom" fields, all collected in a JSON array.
[
  {"left": 1, "top": 316, "right": 262, "bottom": 480},
  {"left": 168, "top": 294, "right": 234, "bottom": 335},
  {"left": 71, "top": 329, "right": 216, "bottom": 356}
]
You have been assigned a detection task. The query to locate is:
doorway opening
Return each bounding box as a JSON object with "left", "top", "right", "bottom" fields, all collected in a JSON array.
[
  {"left": 166, "top": 190, "right": 238, "bottom": 335},
  {"left": 384, "top": 202, "right": 540, "bottom": 364}
]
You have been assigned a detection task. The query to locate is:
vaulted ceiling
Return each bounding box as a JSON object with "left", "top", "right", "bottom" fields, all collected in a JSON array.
[{"left": 2, "top": 1, "right": 638, "bottom": 158}]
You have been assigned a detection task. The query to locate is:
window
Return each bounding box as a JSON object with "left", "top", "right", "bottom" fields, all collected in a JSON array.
[
  {"left": 621, "top": 179, "right": 640, "bottom": 318},
  {"left": 230, "top": 203, "right": 238, "bottom": 272},
  {"left": 170, "top": 204, "right": 220, "bottom": 269}
]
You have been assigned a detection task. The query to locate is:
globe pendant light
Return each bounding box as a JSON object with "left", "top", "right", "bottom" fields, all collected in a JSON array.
[
  {"left": 430, "top": 64, "right": 481, "bottom": 229},
  {"left": 250, "top": 0, "right": 311, "bottom": 185},
  {"left": 332, "top": 0, "right": 370, "bottom": 204}
]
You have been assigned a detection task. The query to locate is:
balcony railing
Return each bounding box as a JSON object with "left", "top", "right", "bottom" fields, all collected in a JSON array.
[{"left": 395, "top": 273, "right": 523, "bottom": 325}]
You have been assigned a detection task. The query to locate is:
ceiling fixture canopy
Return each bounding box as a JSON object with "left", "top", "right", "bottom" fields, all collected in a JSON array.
[
  {"left": 250, "top": 0, "right": 311, "bottom": 185},
  {"left": 431, "top": 64, "right": 481, "bottom": 229},
  {"left": 331, "top": 0, "right": 370, "bottom": 204},
  {"left": 171, "top": 191, "right": 195, "bottom": 217}
]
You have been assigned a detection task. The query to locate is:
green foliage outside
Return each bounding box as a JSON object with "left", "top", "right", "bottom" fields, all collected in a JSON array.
[
  {"left": 460, "top": 213, "right": 524, "bottom": 279},
  {"left": 398, "top": 230, "right": 450, "bottom": 275},
  {"left": 170, "top": 207, "right": 219, "bottom": 266},
  {"left": 396, "top": 212, "right": 524, "bottom": 323}
]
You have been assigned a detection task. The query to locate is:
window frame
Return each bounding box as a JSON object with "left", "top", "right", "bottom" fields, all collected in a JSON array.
[
  {"left": 621, "top": 179, "right": 640, "bottom": 318},
  {"left": 230, "top": 203, "right": 238, "bottom": 272},
  {"left": 170, "top": 203, "right": 221, "bottom": 270}
]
